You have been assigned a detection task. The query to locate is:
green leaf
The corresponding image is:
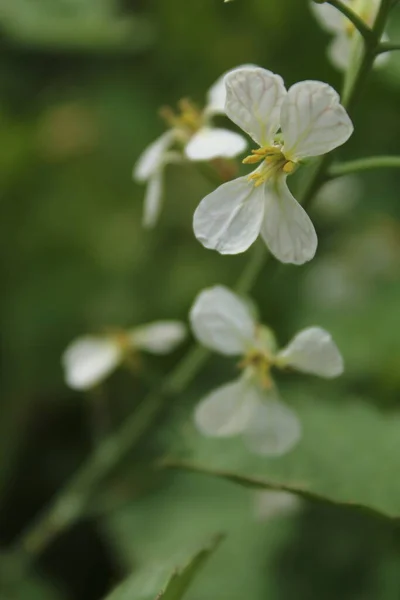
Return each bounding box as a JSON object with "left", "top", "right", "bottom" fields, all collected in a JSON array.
[
  {"left": 103, "top": 473, "right": 296, "bottom": 600},
  {"left": 162, "top": 460, "right": 394, "bottom": 523},
  {"left": 103, "top": 534, "right": 224, "bottom": 600},
  {"left": 162, "top": 387, "right": 400, "bottom": 521}
]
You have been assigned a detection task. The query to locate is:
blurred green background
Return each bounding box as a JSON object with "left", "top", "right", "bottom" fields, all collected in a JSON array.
[{"left": 0, "top": 0, "right": 400, "bottom": 599}]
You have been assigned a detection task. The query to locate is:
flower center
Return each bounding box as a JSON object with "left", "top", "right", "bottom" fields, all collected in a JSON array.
[
  {"left": 242, "top": 145, "right": 296, "bottom": 187},
  {"left": 159, "top": 98, "right": 204, "bottom": 135},
  {"left": 239, "top": 349, "right": 274, "bottom": 389},
  {"left": 107, "top": 329, "right": 141, "bottom": 371}
]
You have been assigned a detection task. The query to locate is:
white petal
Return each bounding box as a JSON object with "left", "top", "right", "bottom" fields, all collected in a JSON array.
[
  {"left": 244, "top": 391, "right": 302, "bottom": 456},
  {"left": 205, "top": 64, "right": 258, "bottom": 116},
  {"left": 328, "top": 34, "right": 352, "bottom": 71},
  {"left": 281, "top": 80, "right": 353, "bottom": 161},
  {"left": 205, "top": 71, "right": 230, "bottom": 116},
  {"left": 375, "top": 32, "right": 390, "bottom": 67},
  {"left": 261, "top": 177, "right": 317, "bottom": 265},
  {"left": 276, "top": 326, "right": 344, "bottom": 378},
  {"left": 142, "top": 169, "right": 163, "bottom": 228},
  {"left": 190, "top": 285, "right": 256, "bottom": 355},
  {"left": 225, "top": 67, "right": 287, "bottom": 146},
  {"left": 62, "top": 336, "right": 121, "bottom": 390},
  {"left": 254, "top": 490, "right": 301, "bottom": 521},
  {"left": 193, "top": 176, "right": 265, "bottom": 255},
  {"left": 129, "top": 321, "right": 186, "bottom": 354},
  {"left": 194, "top": 377, "right": 260, "bottom": 437},
  {"left": 133, "top": 131, "right": 176, "bottom": 182},
  {"left": 310, "top": 0, "right": 346, "bottom": 33},
  {"left": 185, "top": 127, "right": 247, "bottom": 161}
]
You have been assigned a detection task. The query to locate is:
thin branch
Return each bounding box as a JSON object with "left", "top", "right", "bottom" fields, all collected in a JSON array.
[
  {"left": 329, "top": 156, "right": 400, "bottom": 177},
  {"left": 325, "top": 0, "right": 376, "bottom": 44},
  {"left": 376, "top": 41, "right": 400, "bottom": 55}
]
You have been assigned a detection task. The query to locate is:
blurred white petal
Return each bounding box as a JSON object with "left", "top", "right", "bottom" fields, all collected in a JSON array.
[
  {"left": 194, "top": 377, "right": 260, "bottom": 437},
  {"left": 281, "top": 81, "right": 353, "bottom": 161},
  {"left": 254, "top": 490, "right": 301, "bottom": 521},
  {"left": 185, "top": 127, "right": 247, "bottom": 161},
  {"left": 225, "top": 67, "right": 286, "bottom": 146},
  {"left": 62, "top": 336, "right": 121, "bottom": 390},
  {"left": 375, "top": 32, "right": 390, "bottom": 67},
  {"left": 133, "top": 131, "right": 176, "bottom": 182},
  {"left": 310, "top": 0, "right": 346, "bottom": 33},
  {"left": 205, "top": 70, "right": 230, "bottom": 116},
  {"left": 313, "top": 175, "right": 361, "bottom": 221},
  {"left": 193, "top": 175, "right": 265, "bottom": 255},
  {"left": 277, "top": 326, "right": 344, "bottom": 377},
  {"left": 205, "top": 63, "right": 258, "bottom": 115},
  {"left": 244, "top": 392, "right": 302, "bottom": 456},
  {"left": 328, "top": 34, "right": 352, "bottom": 70},
  {"left": 142, "top": 169, "right": 163, "bottom": 228},
  {"left": 261, "top": 177, "right": 317, "bottom": 265},
  {"left": 190, "top": 285, "right": 256, "bottom": 355},
  {"left": 130, "top": 321, "right": 187, "bottom": 354}
]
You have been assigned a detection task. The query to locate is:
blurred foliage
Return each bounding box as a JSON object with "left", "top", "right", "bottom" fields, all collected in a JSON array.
[
  {"left": 0, "top": 0, "right": 399, "bottom": 599},
  {"left": 103, "top": 533, "right": 223, "bottom": 600}
]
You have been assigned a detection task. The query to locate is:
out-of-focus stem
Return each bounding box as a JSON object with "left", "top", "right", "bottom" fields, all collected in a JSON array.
[
  {"left": 329, "top": 156, "right": 400, "bottom": 176},
  {"left": 376, "top": 41, "right": 400, "bottom": 55},
  {"left": 326, "top": 0, "right": 375, "bottom": 44}
]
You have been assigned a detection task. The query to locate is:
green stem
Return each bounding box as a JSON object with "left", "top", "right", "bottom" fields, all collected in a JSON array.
[
  {"left": 342, "top": 0, "right": 391, "bottom": 109},
  {"left": 326, "top": 0, "right": 376, "bottom": 44},
  {"left": 9, "top": 254, "right": 266, "bottom": 564},
  {"left": 8, "top": 0, "right": 394, "bottom": 570},
  {"left": 235, "top": 241, "right": 269, "bottom": 295},
  {"left": 376, "top": 41, "right": 400, "bottom": 55},
  {"left": 329, "top": 156, "right": 400, "bottom": 176}
]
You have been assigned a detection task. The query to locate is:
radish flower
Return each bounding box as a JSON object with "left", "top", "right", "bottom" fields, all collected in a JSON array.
[
  {"left": 133, "top": 70, "right": 248, "bottom": 228},
  {"left": 193, "top": 67, "right": 353, "bottom": 264},
  {"left": 63, "top": 321, "right": 186, "bottom": 390},
  {"left": 190, "top": 285, "right": 343, "bottom": 455}
]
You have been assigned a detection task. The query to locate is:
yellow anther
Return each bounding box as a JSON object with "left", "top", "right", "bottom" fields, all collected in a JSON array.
[
  {"left": 159, "top": 98, "right": 203, "bottom": 133},
  {"left": 283, "top": 161, "right": 295, "bottom": 174},
  {"left": 248, "top": 171, "right": 266, "bottom": 187},
  {"left": 244, "top": 145, "right": 298, "bottom": 186},
  {"left": 108, "top": 330, "right": 133, "bottom": 354},
  {"left": 159, "top": 105, "right": 180, "bottom": 128},
  {"left": 178, "top": 98, "right": 203, "bottom": 130},
  {"left": 238, "top": 349, "right": 274, "bottom": 389},
  {"left": 242, "top": 154, "right": 264, "bottom": 165}
]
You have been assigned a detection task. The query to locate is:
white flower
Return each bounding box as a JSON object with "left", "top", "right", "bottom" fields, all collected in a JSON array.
[
  {"left": 190, "top": 285, "right": 343, "bottom": 456},
  {"left": 311, "top": 0, "right": 389, "bottom": 70},
  {"left": 133, "top": 69, "right": 249, "bottom": 228},
  {"left": 62, "top": 321, "right": 186, "bottom": 390},
  {"left": 193, "top": 66, "right": 353, "bottom": 264}
]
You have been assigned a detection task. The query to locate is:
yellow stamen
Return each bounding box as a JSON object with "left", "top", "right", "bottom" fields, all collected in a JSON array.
[
  {"left": 243, "top": 144, "right": 299, "bottom": 186},
  {"left": 159, "top": 106, "right": 180, "bottom": 128},
  {"left": 160, "top": 98, "right": 203, "bottom": 133},
  {"left": 242, "top": 153, "right": 265, "bottom": 165},
  {"left": 238, "top": 349, "right": 274, "bottom": 390},
  {"left": 283, "top": 160, "right": 295, "bottom": 174}
]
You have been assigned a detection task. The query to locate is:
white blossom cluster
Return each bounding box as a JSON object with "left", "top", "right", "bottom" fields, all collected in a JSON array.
[{"left": 64, "top": 13, "right": 356, "bottom": 457}]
